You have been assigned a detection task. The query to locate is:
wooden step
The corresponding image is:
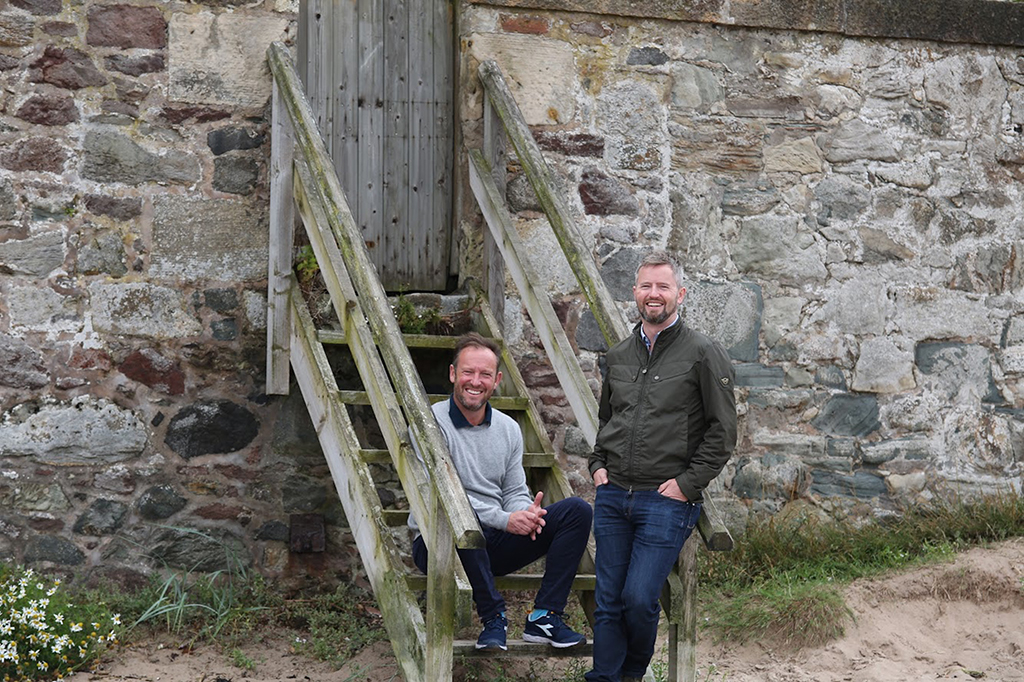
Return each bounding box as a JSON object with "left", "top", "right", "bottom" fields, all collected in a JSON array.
[
  {"left": 453, "top": 640, "right": 593, "bottom": 657},
  {"left": 339, "top": 390, "right": 529, "bottom": 411},
  {"left": 319, "top": 329, "right": 472, "bottom": 349},
  {"left": 407, "top": 573, "right": 596, "bottom": 592},
  {"left": 362, "top": 448, "right": 554, "bottom": 469}
]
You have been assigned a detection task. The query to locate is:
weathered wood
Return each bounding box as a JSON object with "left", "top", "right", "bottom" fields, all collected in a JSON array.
[
  {"left": 317, "top": 330, "right": 464, "bottom": 349},
  {"left": 426, "top": 488, "right": 455, "bottom": 682},
  {"left": 698, "top": 495, "right": 735, "bottom": 551},
  {"left": 477, "top": 59, "right": 629, "bottom": 346},
  {"left": 408, "top": 573, "right": 596, "bottom": 592},
  {"left": 333, "top": 0, "right": 359, "bottom": 224},
  {"left": 289, "top": 291, "right": 427, "bottom": 682},
  {"left": 668, "top": 534, "right": 700, "bottom": 682},
  {"left": 336, "top": 389, "right": 530, "bottom": 411},
  {"left": 481, "top": 85, "right": 507, "bottom": 332},
  {"left": 268, "top": 42, "right": 482, "bottom": 549},
  {"left": 468, "top": 149, "right": 600, "bottom": 445},
  {"left": 267, "top": 77, "right": 296, "bottom": 395},
  {"left": 383, "top": 0, "right": 410, "bottom": 285},
  {"left": 453, "top": 640, "right": 594, "bottom": 657}
]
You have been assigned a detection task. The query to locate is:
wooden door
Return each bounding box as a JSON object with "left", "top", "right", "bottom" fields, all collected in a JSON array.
[{"left": 298, "top": 0, "right": 454, "bottom": 291}]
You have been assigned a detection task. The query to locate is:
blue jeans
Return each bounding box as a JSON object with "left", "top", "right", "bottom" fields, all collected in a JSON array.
[
  {"left": 586, "top": 484, "right": 701, "bottom": 682},
  {"left": 413, "top": 496, "right": 592, "bottom": 622}
]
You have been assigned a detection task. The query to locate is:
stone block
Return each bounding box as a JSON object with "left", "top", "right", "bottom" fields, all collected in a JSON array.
[
  {"left": 145, "top": 526, "right": 249, "bottom": 572},
  {"left": 813, "top": 174, "right": 870, "bottom": 224},
  {"left": 87, "top": 4, "right": 166, "bottom": 49},
  {"left": 533, "top": 130, "right": 604, "bottom": 157},
  {"left": 815, "top": 366, "right": 848, "bottom": 390},
  {"left": 823, "top": 119, "right": 898, "bottom": 163},
  {"left": 0, "top": 482, "right": 69, "bottom": 512},
  {"left": 732, "top": 214, "right": 827, "bottom": 284},
  {"left": 138, "top": 485, "right": 187, "bottom": 520},
  {"left": 82, "top": 131, "right": 199, "bottom": 186},
  {"left": 811, "top": 394, "right": 880, "bottom": 437},
  {"left": 810, "top": 470, "right": 887, "bottom": 499},
  {"left": 721, "top": 184, "right": 781, "bottom": 217},
  {"left": 500, "top": 14, "right": 549, "bottom": 35},
  {"left": 255, "top": 520, "right": 289, "bottom": 542},
  {"left": 168, "top": 13, "right": 291, "bottom": 108},
  {"left": 207, "top": 126, "right": 265, "bottom": 155},
  {"left": 165, "top": 400, "right": 259, "bottom": 459},
  {"left": 764, "top": 137, "right": 822, "bottom": 174},
  {"left": 30, "top": 46, "right": 107, "bottom": 89},
  {"left": 282, "top": 474, "right": 328, "bottom": 513},
  {"left": 0, "top": 8, "right": 35, "bottom": 47},
  {"left": 575, "top": 309, "right": 609, "bottom": 353},
  {"left": 24, "top": 535, "right": 84, "bottom": 565},
  {"left": 107, "top": 53, "right": 165, "bottom": 77},
  {"left": 1, "top": 137, "right": 67, "bottom": 173},
  {"left": 120, "top": 348, "right": 184, "bottom": 395},
  {"left": 12, "top": 0, "right": 62, "bottom": 15},
  {"left": 151, "top": 195, "right": 268, "bottom": 282},
  {"left": 0, "top": 335, "right": 48, "bottom": 389},
  {"left": 734, "top": 363, "right": 784, "bottom": 388},
  {"left": 598, "top": 80, "right": 663, "bottom": 170},
  {"left": 242, "top": 290, "right": 267, "bottom": 331},
  {"left": 600, "top": 247, "right": 644, "bottom": 302},
  {"left": 852, "top": 336, "right": 916, "bottom": 393},
  {"left": 6, "top": 283, "right": 80, "bottom": 334},
  {"left": 507, "top": 173, "right": 542, "bottom": 213},
  {"left": 916, "top": 342, "right": 1001, "bottom": 404},
  {"left": 84, "top": 194, "right": 142, "bottom": 221},
  {"left": 751, "top": 431, "right": 826, "bottom": 460},
  {"left": 90, "top": 282, "right": 202, "bottom": 338},
  {"left": 627, "top": 46, "right": 668, "bottom": 66},
  {"left": 579, "top": 168, "right": 638, "bottom": 216},
  {"left": 0, "top": 398, "right": 147, "bottom": 464},
  {"left": 213, "top": 155, "right": 260, "bottom": 195},
  {"left": 732, "top": 454, "right": 807, "bottom": 499},
  {"left": 811, "top": 277, "right": 892, "bottom": 336},
  {"left": 683, "top": 280, "right": 762, "bottom": 361},
  {"left": 761, "top": 295, "right": 804, "bottom": 347},
  {"left": 211, "top": 318, "right": 238, "bottom": 340},
  {"left": 671, "top": 62, "right": 723, "bottom": 111},
  {"left": 94, "top": 464, "right": 134, "bottom": 494},
  {"left": 862, "top": 438, "right": 934, "bottom": 465},
  {"left": 468, "top": 32, "right": 576, "bottom": 125},
  {"left": 77, "top": 231, "right": 128, "bottom": 277},
  {"left": 16, "top": 92, "right": 78, "bottom": 125},
  {"left": 0, "top": 229, "right": 64, "bottom": 277},
  {"left": 73, "top": 499, "right": 128, "bottom": 536}
]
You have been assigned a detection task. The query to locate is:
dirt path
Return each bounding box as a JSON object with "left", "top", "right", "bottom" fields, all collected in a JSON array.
[{"left": 73, "top": 538, "right": 1024, "bottom": 682}]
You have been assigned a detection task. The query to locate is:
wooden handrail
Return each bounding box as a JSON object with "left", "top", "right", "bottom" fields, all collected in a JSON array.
[
  {"left": 474, "top": 59, "right": 733, "bottom": 552},
  {"left": 267, "top": 41, "right": 482, "bottom": 550}
]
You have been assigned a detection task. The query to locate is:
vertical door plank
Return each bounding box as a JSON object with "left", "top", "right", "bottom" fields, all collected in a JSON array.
[
  {"left": 383, "top": 0, "right": 410, "bottom": 287},
  {"left": 334, "top": 0, "right": 360, "bottom": 224},
  {"left": 358, "top": 0, "right": 385, "bottom": 274},
  {"left": 431, "top": 0, "right": 454, "bottom": 290}
]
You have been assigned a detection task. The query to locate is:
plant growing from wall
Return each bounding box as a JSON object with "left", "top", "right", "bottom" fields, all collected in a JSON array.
[{"left": 0, "top": 566, "right": 121, "bottom": 681}]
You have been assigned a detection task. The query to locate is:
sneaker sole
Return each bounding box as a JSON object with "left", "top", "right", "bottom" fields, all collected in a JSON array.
[
  {"left": 475, "top": 643, "right": 508, "bottom": 651},
  {"left": 522, "top": 633, "right": 586, "bottom": 649}
]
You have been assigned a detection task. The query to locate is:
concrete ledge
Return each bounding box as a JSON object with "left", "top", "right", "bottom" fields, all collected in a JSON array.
[{"left": 469, "top": 0, "right": 1024, "bottom": 47}]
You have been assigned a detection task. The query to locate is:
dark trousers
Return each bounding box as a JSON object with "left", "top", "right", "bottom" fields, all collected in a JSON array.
[{"left": 413, "top": 496, "right": 592, "bottom": 622}]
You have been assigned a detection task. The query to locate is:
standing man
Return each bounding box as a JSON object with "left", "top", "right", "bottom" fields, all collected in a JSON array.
[
  {"left": 409, "top": 332, "right": 592, "bottom": 651},
  {"left": 586, "top": 251, "right": 736, "bottom": 682}
]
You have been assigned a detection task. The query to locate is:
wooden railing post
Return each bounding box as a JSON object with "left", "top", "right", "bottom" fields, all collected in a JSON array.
[
  {"left": 426, "top": 489, "right": 456, "bottom": 682},
  {"left": 267, "top": 76, "right": 296, "bottom": 395},
  {"left": 482, "top": 89, "right": 507, "bottom": 333}
]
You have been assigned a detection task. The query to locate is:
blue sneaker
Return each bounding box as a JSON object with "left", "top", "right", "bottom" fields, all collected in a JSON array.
[
  {"left": 522, "top": 611, "right": 586, "bottom": 648},
  {"left": 476, "top": 613, "right": 508, "bottom": 650}
]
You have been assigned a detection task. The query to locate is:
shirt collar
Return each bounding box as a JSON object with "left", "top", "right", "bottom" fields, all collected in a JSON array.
[
  {"left": 448, "top": 395, "right": 491, "bottom": 428},
  {"left": 640, "top": 314, "right": 680, "bottom": 353}
]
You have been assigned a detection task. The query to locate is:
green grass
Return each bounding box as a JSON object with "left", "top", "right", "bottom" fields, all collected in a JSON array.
[{"left": 698, "top": 492, "right": 1024, "bottom": 647}]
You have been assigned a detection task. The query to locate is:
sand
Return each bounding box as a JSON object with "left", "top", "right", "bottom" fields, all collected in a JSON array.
[{"left": 72, "top": 538, "right": 1024, "bottom": 682}]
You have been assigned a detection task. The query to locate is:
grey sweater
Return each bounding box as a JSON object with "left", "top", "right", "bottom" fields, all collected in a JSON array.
[{"left": 408, "top": 397, "right": 533, "bottom": 534}]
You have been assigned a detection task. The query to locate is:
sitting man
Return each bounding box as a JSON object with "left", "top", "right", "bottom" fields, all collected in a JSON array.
[{"left": 409, "top": 332, "right": 592, "bottom": 650}]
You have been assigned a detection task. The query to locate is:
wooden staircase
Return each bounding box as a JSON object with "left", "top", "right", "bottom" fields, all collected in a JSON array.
[{"left": 266, "top": 41, "right": 733, "bottom": 682}]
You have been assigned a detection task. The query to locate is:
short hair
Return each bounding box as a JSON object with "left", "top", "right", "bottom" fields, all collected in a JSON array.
[
  {"left": 635, "top": 250, "right": 684, "bottom": 286},
  {"left": 452, "top": 332, "right": 501, "bottom": 369}
]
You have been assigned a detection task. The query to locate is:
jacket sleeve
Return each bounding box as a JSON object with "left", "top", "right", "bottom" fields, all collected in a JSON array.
[
  {"left": 589, "top": 368, "right": 613, "bottom": 476},
  {"left": 676, "top": 341, "right": 736, "bottom": 501}
]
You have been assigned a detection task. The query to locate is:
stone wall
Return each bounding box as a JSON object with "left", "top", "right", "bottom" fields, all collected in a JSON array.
[
  {"left": 458, "top": 0, "right": 1024, "bottom": 528},
  {"left": 0, "top": 0, "right": 377, "bottom": 585}
]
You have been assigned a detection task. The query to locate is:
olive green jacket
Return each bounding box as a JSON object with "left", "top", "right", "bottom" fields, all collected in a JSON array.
[{"left": 588, "top": 320, "right": 737, "bottom": 502}]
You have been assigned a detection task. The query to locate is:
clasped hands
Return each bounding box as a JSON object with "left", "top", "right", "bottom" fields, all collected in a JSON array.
[{"left": 506, "top": 491, "right": 546, "bottom": 540}]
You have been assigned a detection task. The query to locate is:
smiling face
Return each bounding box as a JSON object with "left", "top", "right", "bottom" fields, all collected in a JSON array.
[
  {"left": 633, "top": 263, "right": 686, "bottom": 329},
  {"left": 450, "top": 344, "right": 502, "bottom": 422}
]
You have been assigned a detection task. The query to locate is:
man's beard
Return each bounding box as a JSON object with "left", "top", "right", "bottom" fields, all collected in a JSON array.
[{"left": 639, "top": 302, "right": 671, "bottom": 325}]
